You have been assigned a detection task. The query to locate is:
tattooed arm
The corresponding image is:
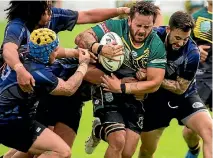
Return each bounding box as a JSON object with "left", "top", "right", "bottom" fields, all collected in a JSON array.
[
  {"left": 102, "top": 67, "right": 165, "bottom": 94},
  {"left": 75, "top": 28, "right": 98, "bottom": 50},
  {"left": 125, "top": 68, "right": 165, "bottom": 94},
  {"left": 75, "top": 28, "right": 123, "bottom": 59},
  {"left": 50, "top": 49, "right": 90, "bottom": 96},
  {"left": 161, "top": 76, "right": 191, "bottom": 95}
]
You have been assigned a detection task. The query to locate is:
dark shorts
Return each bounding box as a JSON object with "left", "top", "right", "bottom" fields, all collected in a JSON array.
[
  {"left": 142, "top": 88, "right": 208, "bottom": 132},
  {"left": 0, "top": 120, "right": 45, "bottom": 152},
  {"left": 36, "top": 81, "right": 91, "bottom": 133},
  {"left": 92, "top": 86, "right": 144, "bottom": 134},
  {"left": 196, "top": 72, "right": 212, "bottom": 109}
]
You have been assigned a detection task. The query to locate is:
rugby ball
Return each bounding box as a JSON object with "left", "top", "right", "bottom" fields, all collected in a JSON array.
[{"left": 99, "top": 32, "right": 124, "bottom": 72}]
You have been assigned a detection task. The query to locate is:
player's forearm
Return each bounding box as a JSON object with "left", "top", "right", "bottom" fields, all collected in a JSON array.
[
  {"left": 56, "top": 47, "right": 78, "bottom": 58},
  {"left": 125, "top": 80, "right": 161, "bottom": 95},
  {"left": 161, "top": 77, "right": 191, "bottom": 95},
  {"left": 65, "top": 63, "right": 88, "bottom": 96},
  {"left": 84, "top": 65, "right": 105, "bottom": 84},
  {"left": 80, "top": 8, "right": 126, "bottom": 23},
  {"left": 3, "top": 43, "right": 24, "bottom": 70}
]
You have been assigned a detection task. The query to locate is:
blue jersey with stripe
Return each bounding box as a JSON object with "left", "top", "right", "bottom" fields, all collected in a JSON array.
[
  {"left": 2, "top": 7, "right": 78, "bottom": 48},
  {"left": 1, "top": 7, "right": 78, "bottom": 85},
  {"left": 0, "top": 57, "right": 80, "bottom": 124},
  {"left": 156, "top": 26, "right": 200, "bottom": 97},
  {"left": 0, "top": 59, "right": 58, "bottom": 124}
]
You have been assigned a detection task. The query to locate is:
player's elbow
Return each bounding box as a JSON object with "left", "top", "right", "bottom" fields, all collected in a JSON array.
[
  {"left": 75, "top": 33, "right": 83, "bottom": 46},
  {"left": 151, "top": 83, "right": 161, "bottom": 93},
  {"left": 175, "top": 88, "right": 187, "bottom": 95}
]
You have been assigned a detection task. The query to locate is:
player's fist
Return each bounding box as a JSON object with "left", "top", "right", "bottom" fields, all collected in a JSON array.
[
  {"left": 78, "top": 48, "right": 90, "bottom": 64},
  {"left": 199, "top": 45, "right": 210, "bottom": 63}
]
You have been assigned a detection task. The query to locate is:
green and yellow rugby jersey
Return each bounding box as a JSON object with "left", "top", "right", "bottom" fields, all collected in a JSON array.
[
  {"left": 192, "top": 7, "right": 212, "bottom": 72},
  {"left": 192, "top": 7, "right": 212, "bottom": 44},
  {"left": 92, "top": 19, "right": 166, "bottom": 78}
]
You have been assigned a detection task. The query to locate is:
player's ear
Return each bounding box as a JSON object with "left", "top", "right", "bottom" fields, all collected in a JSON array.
[
  {"left": 128, "top": 17, "right": 131, "bottom": 27},
  {"left": 166, "top": 26, "right": 170, "bottom": 34}
]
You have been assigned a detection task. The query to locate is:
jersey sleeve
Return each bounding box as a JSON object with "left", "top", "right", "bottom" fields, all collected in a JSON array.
[
  {"left": 32, "top": 67, "right": 59, "bottom": 94},
  {"left": 179, "top": 49, "right": 200, "bottom": 81},
  {"left": 92, "top": 19, "right": 122, "bottom": 41},
  {"left": 147, "top": 37, "right": 167, "bottom": 69},
  {"left": 2, "top": 22, "right": 26, "bottom": 47},
  {"left": 51, "top": 7, "right": 78, "bottom": 32}
]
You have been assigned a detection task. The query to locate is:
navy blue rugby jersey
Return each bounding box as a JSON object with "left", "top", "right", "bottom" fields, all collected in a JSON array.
[
  {"left": 2, "top": 7, "right": 78, "bottom": 48},
  {"left": 155, "top": 26, "right": 200, "bottom": 97},
  {"left": 0, "top": 60, "right": 58, "bottom": 124}
]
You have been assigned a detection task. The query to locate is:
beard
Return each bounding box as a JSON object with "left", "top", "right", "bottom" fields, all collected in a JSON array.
[
  {"left": 166, "top": 33, "right": 180, "bottom": 52},
  {"left": 129, "top": 26, "right": 145, "bottom": 44}
]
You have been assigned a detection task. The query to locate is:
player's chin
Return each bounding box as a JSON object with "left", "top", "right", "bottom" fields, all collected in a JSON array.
[
  {"left": 172, "top": 46, "right": 181, "bottom": 50},
  {"left": 136, "top": 37, "right": 144, "bottom": 43}
]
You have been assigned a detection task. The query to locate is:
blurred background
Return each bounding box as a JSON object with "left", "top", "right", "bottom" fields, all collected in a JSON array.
[{"left": 0, "top": 0, "right": 208, "bottom": 19}]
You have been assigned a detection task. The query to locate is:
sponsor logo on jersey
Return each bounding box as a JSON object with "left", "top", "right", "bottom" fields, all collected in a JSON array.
[
  {"left": 99, "top": 22, "right": 110, "bottom": 34},
  {"left": 94, "top": 99, "right": 100, "bottom": 105},
  {"left": 104, "top": 92, "right": 114, "bottom": 102},
  {"left": 137, "top": 116, "right": 144, "bottom": 129},
  {"left": 192, "top": 102, "right": 204, "bottom": 108}
]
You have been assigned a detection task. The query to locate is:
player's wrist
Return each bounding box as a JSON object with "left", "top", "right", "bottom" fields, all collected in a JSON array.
[
  {"left": 117, "top": 7, "right": 124, "bottom": 14},
  {"left": 92, "top": 43, "right": 103, "bottom": 55},
  {"left": 120, "top": 83, "right": 126, "bottom": 94},
  {"left": 13, "top": 63, "right": 24, "bottom": 72},
  {"left": 77, "top": 63, "right": 88, "bottom": 76},
  {"left": 89, "top": 42, "right": 98, "bottom": 52}
]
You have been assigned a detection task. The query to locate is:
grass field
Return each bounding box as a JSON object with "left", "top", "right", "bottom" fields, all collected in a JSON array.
[{"left": 0, "top": 21, "right": 203, "bottom": 158}]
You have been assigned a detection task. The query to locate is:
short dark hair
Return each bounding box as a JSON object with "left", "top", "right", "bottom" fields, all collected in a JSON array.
[
  {"left": 129, "top": 1, "right": 158, "bottom": 23},
  {"left": 5, "top": 1, "right": 51, "bottom": 32},
  {"left": 169, "top": 11, "right": 195, "bottom": 32}
]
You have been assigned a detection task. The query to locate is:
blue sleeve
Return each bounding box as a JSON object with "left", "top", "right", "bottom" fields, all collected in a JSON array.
[
  {"left": 3, "top": 22, "right": 27, "bottom": 47},
  {"left": 50, "top": 58, "right": 79, "bottom": 80},
  {"left": 32, "top": 67, "right": 59, "bottom": 94},
  {"left": 50, "top": 7, "right": 78, "bottom": 33},
  {"left": 179, "top": 50, "right": 200, "bottom": 81}
]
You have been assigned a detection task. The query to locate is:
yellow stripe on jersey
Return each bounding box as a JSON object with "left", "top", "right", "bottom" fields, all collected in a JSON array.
[{"left": 194, "top": 16, "right": 212, "bottom": 44}]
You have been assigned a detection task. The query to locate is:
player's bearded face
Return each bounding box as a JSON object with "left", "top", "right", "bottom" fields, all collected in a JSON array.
[
  {"left": 128, "top": 13, "right": 153, "bottom": 44},
  {"left": 167, "top": 28, "right": 191, "bottom": 50}
]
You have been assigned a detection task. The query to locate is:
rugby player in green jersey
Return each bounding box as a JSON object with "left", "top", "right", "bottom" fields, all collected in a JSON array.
[{"left": 75, "top": 1, "right": 166, "bottom": 157}]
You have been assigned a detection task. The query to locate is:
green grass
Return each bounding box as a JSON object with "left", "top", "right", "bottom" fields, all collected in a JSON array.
[{"left": 0, "top": 21, "right": 203, "bottom": 157}]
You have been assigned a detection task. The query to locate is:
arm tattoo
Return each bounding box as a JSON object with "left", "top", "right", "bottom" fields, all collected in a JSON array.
[
  {"left": 161, "top": 76, "right": 191, "bottom": 95},
  {"left": 75, "top": 29, "right": 98, "bottom": 49},
  {"left": 126, "top": 83, "right": 140, "bottom": 94},
  {"left": 66, "top": 71, "right": 84, "bottom": 95},
  {"left": 51, "top": 71, "right": 84, "bottom": 96}
]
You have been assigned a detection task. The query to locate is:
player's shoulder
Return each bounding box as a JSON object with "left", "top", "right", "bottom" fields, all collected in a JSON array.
[
  {"left": 25, "top": 62, "right": 56, "bottom": 83},
  {"left": 6, "top": 19, "right": 26, "bottom": 31},
  {"left": 192, "top": 7, "right": 207, "bottom": 19},
  {"left": 149, "top": 29, "right": 165, "bottom": 48},
  {"left": 185, "top": 38, "right": 199, "bottom": 53},
  {"left": 105, "top": 18, "right": 127, "bottom": 27},
  {"left": 51, "top": 7, "right": 78, "bottom": 18}
]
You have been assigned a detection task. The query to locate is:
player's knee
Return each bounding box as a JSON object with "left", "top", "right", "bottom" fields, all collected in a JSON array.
[
  {"left": 199, "top": 122, "right": 212, "bottom": 141},
  {"left": 183, "top": 127, "right": 197, "bottom": 139},
  {"left": 58, "top": 145, "right": 71, "bottom": 158},
  {"left": 108, "top": 130, "right": 126, "bottom": 151},
  {"left": 139, "top": 146, "right": 155, "bottom": 158},
  {"left": 139, "top": 142, "right": 157, "bottom": 157},
  {"left": 122, "top": 149, "right": 135, "bottom": 158}
]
